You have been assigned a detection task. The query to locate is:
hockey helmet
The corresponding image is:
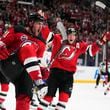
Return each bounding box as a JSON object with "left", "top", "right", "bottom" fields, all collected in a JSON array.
[
  {"left": 67, "top": 28, "right": 77, "bottom": 36},
  {"left": 29, "top": 13, "right": 45, "bottom": 22}
]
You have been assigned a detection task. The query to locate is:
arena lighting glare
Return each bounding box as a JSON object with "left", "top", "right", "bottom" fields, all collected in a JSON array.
[{"left": 95, "top": 0, "right": 110, "bottom": 9}]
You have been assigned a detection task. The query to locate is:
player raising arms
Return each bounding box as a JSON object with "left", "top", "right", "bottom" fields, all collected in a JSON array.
[{"left": 36, "top": 28, "right": 110, "bottom": 110}]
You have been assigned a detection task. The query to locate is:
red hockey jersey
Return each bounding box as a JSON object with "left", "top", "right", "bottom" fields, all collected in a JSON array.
[
  {"left": 0, "top": 25, "right": 50, "bottom": 80},
  {"left": 50, "top": 34, "right": 100, "bottom": 72},
  {"left": 1, "top": 27, "right": 31, "bottom": 53}
]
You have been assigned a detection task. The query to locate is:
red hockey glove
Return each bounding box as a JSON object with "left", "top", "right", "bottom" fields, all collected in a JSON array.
[
  {"left": 97, "top": 31, "right": 110, "bottom": 46},
  {"left": 101, "top": 31, "right": 110, "bottom": 43},
  {"left": 0, "top": 42, "right": 9, "bottom": 60},
  {"left": 104, "top": 31, "right": 110, "bottom": 41},
  {"left": 41, "top": 67, "right": 50, "bottom": 80}
]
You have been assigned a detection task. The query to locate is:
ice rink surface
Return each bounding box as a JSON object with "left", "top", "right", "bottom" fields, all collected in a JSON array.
[
  {"left": 66, "top": 83, "right": 110, "bottom": 110},
  {"left": 3, "top": 83, "right": 110, "bottom": 110}
]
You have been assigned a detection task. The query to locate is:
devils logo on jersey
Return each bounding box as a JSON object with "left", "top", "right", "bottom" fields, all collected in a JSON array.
[{"left": 58, "top": 45, "right": 76, "bottom": 60}]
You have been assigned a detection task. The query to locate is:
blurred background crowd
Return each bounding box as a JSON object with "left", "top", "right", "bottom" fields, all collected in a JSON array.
[{"left": 0, "top": 0, "right": 110, "bottom": 66}]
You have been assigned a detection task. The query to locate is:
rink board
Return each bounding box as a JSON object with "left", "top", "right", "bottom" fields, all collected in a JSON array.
[{"left": 74, "top": 66, "right": 104, "bottom": 83}]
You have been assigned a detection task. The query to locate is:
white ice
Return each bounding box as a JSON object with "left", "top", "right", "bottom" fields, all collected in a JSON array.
[
  {"left": 3, "top": 83, "right": 110, "bottom": 110},
  {"left": 66, "top": 83, "right": 110, "bottom": 110}
]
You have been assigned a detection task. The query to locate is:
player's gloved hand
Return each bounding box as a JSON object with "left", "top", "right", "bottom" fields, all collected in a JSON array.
[
  {"left": 41, "top": 67, "right": 50, "bottom": 80},
  {"left": 0, "top": 41, "right": 9, "bottom": 60},
  {"left": 104, "top": 32, "right": 110, "bottom": 41},
  {"left": 97, "top": 31, "right": 110, "bottom": 46},
  {"left": 33, "top": 79, "right": 48, "bottom": 99},
  {"left": 101, "top": 31, "right": 110, "bottom": 44}
]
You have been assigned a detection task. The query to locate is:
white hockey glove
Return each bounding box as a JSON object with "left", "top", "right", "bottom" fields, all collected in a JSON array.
[{"left": 33, "top": 79, "right": 48, "bottom": 99}]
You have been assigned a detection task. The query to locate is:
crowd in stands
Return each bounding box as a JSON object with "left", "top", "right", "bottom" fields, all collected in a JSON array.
[{"left": 0, "top": 0, "right": 110, "bottom": 66}]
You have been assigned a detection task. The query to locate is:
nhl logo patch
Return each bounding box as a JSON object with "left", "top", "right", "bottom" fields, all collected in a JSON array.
[{"left": 21, "top": 35, "right": 28, "bottom": 41}]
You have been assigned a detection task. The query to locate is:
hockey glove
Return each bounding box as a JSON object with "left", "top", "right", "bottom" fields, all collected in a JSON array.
[
  {"left": 0, "top": 41, "right": 9, "bottom": 60},
  {"left": 33, "top": 79, "right": 48, "bottom": 99},
  {"left": 96, "top": 31, "right": 110, "bottom": 46},
  {"left": 101, "top": 31, "right": 110, "bottom": 44},
  {"left": 41, "top": 67, "right": 50, "bottom": 80}
]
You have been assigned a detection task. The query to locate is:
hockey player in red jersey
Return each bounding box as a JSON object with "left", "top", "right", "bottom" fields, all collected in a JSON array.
[
  {"left": 37, "top": 28, "right": 109, "bottom": 110},
  {"left": 0, "top": 72, "right": 9, "bottom": 110},
  {"left": 0, "top": 13, "right": 52, "bottom": 110},
  {"left": 0, "top": 32, "right": 10, "bottom": 110}
]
